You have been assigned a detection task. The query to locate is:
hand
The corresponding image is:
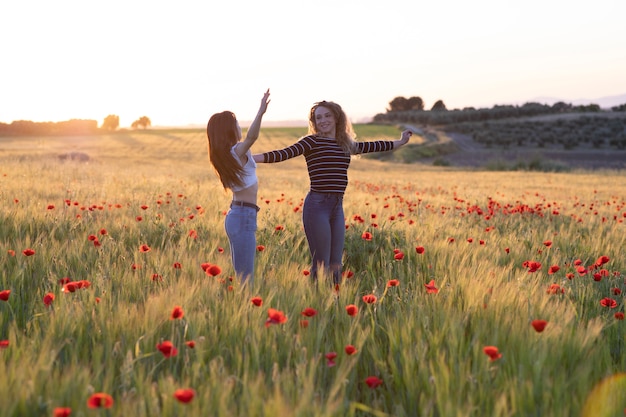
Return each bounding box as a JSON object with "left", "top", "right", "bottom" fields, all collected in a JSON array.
[
  {"left": 400, "top": 129, "right": 412, "bottom": 144},
  {"left": 259, "top": 88, "right": 271, "bottom": 114}
]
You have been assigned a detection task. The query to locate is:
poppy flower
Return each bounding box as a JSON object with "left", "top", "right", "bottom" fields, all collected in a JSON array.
[
  {"left": 531, "top": 320, "right": 548, "bottom": 333},
  {"left": 362, "top": 294, "right": 377, "bottom": 304},
  {"left": 302, "top": 270, "right": 310, "bottom": 276},
  {"left": 188, "top": 230, "right": 198, "bottom": 239},
  {"left": 301, "top": 307, "right": 317, "bottom": 317},
  {"left": 546, "top": 284, "right": 565, "bottom": 294},
  {"left": 99, "top": 228, "right": 107, "bottom": 235},
  {"left": 22, "top": 248, "right": 35, "bottom": 256},
  {"left": 265, "top": 308, "right": 287, "bottom": 327},
  {"left": 343, "top": 270, "right": 354, "bottom": 279},
  {"left": 156, "top": 341, "right": 178, "bottom": 358},
  {"left": 524, "top": 261, "right": 542, "bottom": 273},
  {"left": 218, "top": 247, "right": 224, "bottom": 253},
  {"left": 543, "top": 240, "right": 552, "bottom": 247},
  {"left": 325, "top": 352, "right": 337, "bottom": 367},
  {"left": 345, "top": 304, "right": 358, "bottom": 316},
  {"left": 467, "top": 238, "right": 473, "bottom": 243},
  {"left": 387, "top": 279, "right": 399, "bottom": 287},
  {"left": 576, "top": 266, "right": 588, "bottom": 276},
  {"left": 256, "top": 245, "right": 265, "bottom": 252},
  {"left": 251, "top": 296, "right": 263, "bottom": 307},
  {"left": 173, "top": 262, "right": 182, "bottom": 269},
  {"left": 424, "top": 280, "right": 439, "bottom": 294},
  {"left": 43, "top": 293, "right": 55, "bottom": 307},
  {"left": 504, "top": 247, "right": 510, "bottom": 254},
  {"left": 87, "top": 234, "right": 97, "bottom": 241},
  {"left": 205, "top": 265, "right": 222, "bottom": 277},
  {"left": 139, "top": 244, "right": 151, "bottom": 253},
  {"left": 0, "top": 290, "right": 10, "bottom": 301},
  {"left": 600, "top": 298, "right": 618, "bottom": 308},
  {"left": 0, "top": 340, "right": 9, "bottom": 349},
  {"left": 592, "top": 273, "right": 602, "bottom": 282},
  {"left": 393, "top": 252, "right": 405, "bottom": 260},
  {"left": 612, "top": 288, "right": 622, "bottom": 296},
  {"left": 345, "top": 345, "right": 357, "bottom": 355},
  {"left": 415, "top": 246, "right": 425, "bottom": 254},
  {"left": 186, "top": 340, "right": 196, "bottom": 348},
  {"left": 361, "top": 232, "right": 373, "bottom": 241},
  {"left": 595, "top": 255, "right": 610, "bottom": 267},
  {"left": 483, "top": 346, "right": 502, "bottom": 361},
  {"left": 136, "top": 216, "right": 143, "bottom": 222},
  {"left": 87, "top": 393, "right": 114, "bottom": 409},
  {"left": 548, "top": 265, "right": 560, "bottom": 275},
  {"left": 365, "top": 376, "right": 383, "bottom": 388},
  {"left": 173, "top": 388, "right": 195, "bottom": 404},
  {"left": 170, "top": 306, "right": 184, "bottom": 320},
  {"left": 615, "top": 312, "right": 625, "bottom": 320},
  {"left": 53, "top": 407, "right": 72, "bottom": 417},
  {"left": 7, "top": 250, "right": 15, "bottom": 256}
]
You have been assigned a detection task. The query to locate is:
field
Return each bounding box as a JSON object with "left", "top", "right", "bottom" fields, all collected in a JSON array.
[{"left": 1, "top": 126, "right": 625, "bottom": 416}]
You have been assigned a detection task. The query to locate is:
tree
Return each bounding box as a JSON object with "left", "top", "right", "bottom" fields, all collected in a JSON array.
[
  {"left": 101, "top": 115, "right": 119, "bottom": 131},
  {"left": 407, "top": 96, "right": 424, "bottom": 111},
  {"left": 387, "top": 96, "right": 410, "bottom": 112},
  {"left": 131, "top": 116, "right": 151, "bottom": 129},
  {"left": 431, "top": 100, "right": 447, "bottom": 111}
]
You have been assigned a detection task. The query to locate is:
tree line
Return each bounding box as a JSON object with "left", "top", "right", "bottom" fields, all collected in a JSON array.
[{"left": 0, "top": 115, "right": 151, "bottom": 136}]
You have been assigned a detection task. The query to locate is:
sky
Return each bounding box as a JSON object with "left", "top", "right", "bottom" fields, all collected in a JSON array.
[{"left": 2, "top": 0, "right": 626, "bottom": 127}]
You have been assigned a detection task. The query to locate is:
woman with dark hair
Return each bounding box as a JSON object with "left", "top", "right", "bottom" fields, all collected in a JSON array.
[
  {"left": 254, "top": 100, "right": 411, "bottom": 286},
  {"left": 207, "top": 89, "right": 270, "bottom": 287}
]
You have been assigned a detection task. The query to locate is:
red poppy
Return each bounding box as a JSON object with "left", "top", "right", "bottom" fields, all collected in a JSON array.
[
  {"left": 99, "top": 228, "right": 107, "bottom": 235},
  {"left": 53, "top": 407, "right": 72, "bottom": 417},
  {"left": 131, "top": 263, "right": 141, "bottom": 270},
  {"left": 218, "top": 247, "right": 224, "bottom": 253},
  {"left": 543, "top": 240, "right": 552, "bottom": 247},
  {"left": 188, "top": 230, "right": 198, "bottom": 239},
  {"left": 22, "top": 248, "right": 35, "bottom": 256},
  {"left": 576, "top": 266, "right": 588, "bottom": 276},
  {"left": 362, "top": 294, "right": 377, "bottom": 304},
  {"left": 548, "top": 265, "right": 560, "bottom": 275},
  {"left": 574, "top": 259, "right": 583, "bottom": 266},
  {"left": 256, "top": 245, "right": 265, "bottom": 252},
  {"left": 301, "top": 307, "right": 317, "bottom": 317},
  {"left": 365, "top": 376, "right": 383, "bottom": 388},
  {"left": 173, "top": 262, "right": 182, "bottom": 269},
  {"left": 343, "top": 270, "right": 354, "bottom": 279},
  {"left": 141, "top": 205, "right": 149, "bottom": 210},
  {"left": 265, "top": 308, "right": 288, "bottom": 327},
  {"left": 592, "top": 273, "right": 602, "bottom": 282},
  {"left": 0, "top": 290, "right": 10, "bottom": 301},
  {"left": 156, "top": 341, "right": 178, "bottom": 358},
  {"left": 251, "top": 296, "right": 263, "bottom": 307},
  {"left": 139, "top": 244, "right": 151, "bottom": 253},
  {"left": 275, "top": 225, "right": 284, "bottom": 231},
  {"left": 595, "top": 255, "right": 610, "bottom": 267},
  {"left": 87, "top": 392, "right": 114, "bottom": 409},
  {"left": 467, "top": 238, "right": 473, "bottom": 243},
  {"left": 424, "top": 280, "right": 439, "bottom": 294},
  {"left": 361, "top": 232, "right": 373, "bottom": 241},
  {"left": 7, "top": 250, "right": 15, "bottom": 256},
  {"left": 170, "top": 306, "right": 184, "bottom": 320},
  {"left": 393, "top": 252, "right": 405, "bottom": 260},
  {"left": 136, "top": 216, "right": 143, "bottom": 222},
  {"left": 47, "top": 204, "right": 55, "bottom": 210},
  {"left": 173, "top": 388, "right": 195, "bottom": 404},
  {"left": 415, "top": 246, "right": 425, "bottom": 254},
  {"left": 186, "top": 340, "right": 196, "bottom": 348},
  {"left": 345, "top": 304, "right": 358, "bottom": 316},
  {"left": 325, "top": 352, "right": 337, "bottom": 367},
  {"left": 205, "top": 265, "right": 222, "bottom": 276},
  {"left": 531, "top": 320, "right": 548, "bottom": 333},
  {"left": 504, "top": 247, "right": 510, "bottom": 254},
  {"left": 297, "top": 319, "right": 309, "bottom": 328},
  {"left": 87, "top": 234, "right": 97, "bottom": 241},
  {"left": 612, "top": 288, "right": 622, "bottom": 296},
  {"left": 43, "top": 293, "right": 55, "bottom": 307},
  {"left": 546, "top": 283, "right": 565, "bottom": 294},
  {"left": 483, "top": 346, "right": 502, "bottom": 361},
  {"left": 615, "top": 312, "right": 625, "bottom": 320},
  {"left": 524, "top": 261, "right": 542, "bottom": 273},
  {"left": 0, "top": 340, "right": 9, "bottom": 349},
  {"left": 345, "top": 345, "right": 357, "bottom": 355},
  {"left": 600, "top": 298, "right": 618, "bottom": 308},
  {"left": 387, "top": 279, "right": 399, "bottom": 287},
  {"left": 302, "top": 270, "right": 310, "bottom": 276},
  {"left": 447, "top": 237, "right": 455, "bottom": 243}
]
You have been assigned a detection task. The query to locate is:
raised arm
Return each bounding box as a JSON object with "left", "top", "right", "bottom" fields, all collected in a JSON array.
[{"left": 234, "top": 89, "right": 271, "bottom": 158}]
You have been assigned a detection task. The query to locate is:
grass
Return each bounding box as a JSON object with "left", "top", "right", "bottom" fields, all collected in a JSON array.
[{"left": 0, "top": 127, "right": 625, "bottom": 416}]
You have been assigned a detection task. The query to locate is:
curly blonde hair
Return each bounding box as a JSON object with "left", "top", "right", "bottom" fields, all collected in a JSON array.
[{"left": 308, "top": 101, "right": 357, "bottom": 154}]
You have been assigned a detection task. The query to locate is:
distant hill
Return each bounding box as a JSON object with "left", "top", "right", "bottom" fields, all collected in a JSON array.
[{"left": 528, "top": 93, "right": 626, "bottom": 109}]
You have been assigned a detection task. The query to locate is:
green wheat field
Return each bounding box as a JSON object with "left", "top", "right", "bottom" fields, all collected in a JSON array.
[{"left": 1, "top": 126, "right": 625, "bottom": 417}]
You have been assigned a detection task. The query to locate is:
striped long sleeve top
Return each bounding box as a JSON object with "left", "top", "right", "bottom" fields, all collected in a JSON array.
[{"left": 259, "top": 135, "right": 395, "bottom": 194}]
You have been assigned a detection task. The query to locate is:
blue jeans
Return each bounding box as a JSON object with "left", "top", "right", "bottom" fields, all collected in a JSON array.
[
  {"left": 225, "top": 205, "right": 257, "bottom": 286},
  {"left": 302, "top": 191, "right": 344, "bottom": 284}
]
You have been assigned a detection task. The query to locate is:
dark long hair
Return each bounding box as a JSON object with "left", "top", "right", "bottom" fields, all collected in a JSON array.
[
  {"left": 206, "top": 111, "right": 244, "bottom": 190},
  {"left": 308, "top": 100, "right": 357, "bottom": 154}
]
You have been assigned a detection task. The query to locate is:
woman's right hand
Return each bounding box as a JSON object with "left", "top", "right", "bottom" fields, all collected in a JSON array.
[{"left": 259, "top": 89, "right": 271, "bottom": 114}]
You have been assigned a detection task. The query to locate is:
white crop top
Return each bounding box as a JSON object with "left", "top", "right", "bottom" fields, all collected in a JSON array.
[{"left": 229, "top": 145, "right": 258, "bottom": 192}]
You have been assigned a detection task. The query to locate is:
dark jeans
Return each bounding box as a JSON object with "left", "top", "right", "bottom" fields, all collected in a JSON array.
[{"left": 302, "top": 191, "right": 344, "bottom": 284}]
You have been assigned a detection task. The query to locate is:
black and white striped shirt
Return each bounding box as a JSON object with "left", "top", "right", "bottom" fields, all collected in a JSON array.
[{"left": 260, "top": 135, "right": 394, "bottom": 194}]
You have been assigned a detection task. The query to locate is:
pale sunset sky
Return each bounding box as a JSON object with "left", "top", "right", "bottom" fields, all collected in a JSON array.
[{"left": 1, "top": 0, "right": 625, "bottom": 127}]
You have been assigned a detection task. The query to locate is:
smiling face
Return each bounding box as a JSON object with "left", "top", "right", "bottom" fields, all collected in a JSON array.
[{"left": 314, "top": 105, "right": 336, "bottom": 138}]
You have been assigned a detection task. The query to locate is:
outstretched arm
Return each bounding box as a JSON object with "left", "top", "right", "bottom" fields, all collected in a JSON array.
[
  {"left": 392, "top": 129, "right": 413, "bottom": 149},
  {"left": 234, "top": 89, "right": 271, "bottom": 158}
]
